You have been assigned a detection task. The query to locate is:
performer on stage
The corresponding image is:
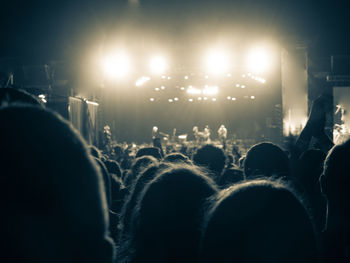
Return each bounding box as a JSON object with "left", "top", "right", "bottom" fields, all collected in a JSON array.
[
  {"left": 152, "top": 126, "right": 160, "bottom": 140},
  {"left": 102, "top": 125, "right": 113, "bottom": 154},
  {"left": 193, "top": 125, "right": 211, "bottom": 145},
  {"left": 218, "top": 124, "right": 228, "bottom": 150},
  {"left": 151, "top": 126, "right": 169, "bottom": 155},
  {"left": 204, "top": 125, "right": 211, "bottom": 143},
  {"left": 151, "top": 126, "right": 164, "bottom": 157},
  {"left": 193, "top": 126, "right": 199, "bottom": 144}
]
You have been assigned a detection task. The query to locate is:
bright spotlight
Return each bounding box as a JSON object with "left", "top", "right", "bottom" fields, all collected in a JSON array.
[
  {"left": 187, "top": 86, "right": 202, "bottom": 95},
  {"left": 247, "top": 48, "right": 270, "bottom": 73},
  {"left": 232, "top": 97, "right": 236, "bottom": 101},
  {"left": 250, "top": 95, "right": 255, "bottom": 99},
  {"left": 135, "top": 76, "right": 151, "bottom": 87},
  {"left": 150, "top": 56, "right": 168, "bottom": 74},
  {"left": 189, "top": 98, "right": 193, "bottom": 102},
  {"left": 168, "top": 99, "right": 173, "bottom": 103},
  {"left": 227, "top": 96, "right": 231, "bottom": 100},
  {"left": 203, "top": 86, "right": 218, "bottom": 96},
  {"left": 254, "top": 76, "right": 266, "bottom": 84},
  {"left": 150, "top": 98, "right": 155, "bottom": 102},
  {"left": 205, "top": 49, "right": 229, "bottom": 74},
  {"left": 102, "top": 52, "right": 130, "bottom": 79},
  {"left": 204, "top": 97, "right": 208, "bottom": 100},
  {"left": 174, "top": 97, "right": 179, "bottom": 101},
  {"left": 212, "top": 98, "right": 217, "bottom": 102},
  {"left": 184, "top": 75, "right": 189, "bottom": 80}
]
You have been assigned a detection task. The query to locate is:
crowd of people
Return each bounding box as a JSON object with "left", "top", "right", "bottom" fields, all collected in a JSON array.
[{"left": 0, "top": 87, "right": 349, "bottom": 263}]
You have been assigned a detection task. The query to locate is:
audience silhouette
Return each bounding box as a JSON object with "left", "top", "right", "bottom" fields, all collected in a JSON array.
[
  {"left": 117, "top": 165, "right": 218, "bottom": 263},
  {"left": 0, "top": 105, "right": 115, "bottom": 263},
  {"left": 200, "top": 179, "right": 318, "bottom": 263},
  {"left": 0, "top": 92, "right": 345, "bottom": 263},
  {"left": 320, "top": 140, "right": 350, "bottom": 263},
  {"left": 244, "top": 142, "right": 290, "bottom": 178}
]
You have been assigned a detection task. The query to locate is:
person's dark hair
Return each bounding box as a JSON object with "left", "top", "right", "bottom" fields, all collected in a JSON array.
[
  {"left": 244, "top": 142, "right": 290, "bottom": 178},
  {"left": 108, "top": 173, "right": 128, "bottom": 242},
  {"left": 320, "top": 139, "right": 350, "bottom": 263},
  {"left": 90, "top": 145, "right": 102, "bottom": 159},
  {"left": 321, "top": 139, "right": 350, "bottom": 202},
  {"left": 193, "top": 144, "right": 226, "bottom": 180},
  {"left": 225, "top": 154, "right": 235, "bottom": 168},
  {"left": 118, "top": 163, "right": 171, "bottom": 244},
  {"left": 104, "top": 159, "right": 122, "bottom": 178},
  {"left": 124, "top": 155, "right": 158, "bottom": 187},
  {"left": 0, "top": 105, "right": 114, "bottom": 263},
  {"left": 117, "top": 164, "right": 218, "bottom": 263},
  {"left": 135, "top": 147, "right": 162, "bottom": 160},
  {"left": 299, "top": 150, "right": 326, "bottom": 189},
  {"left": 0, "top": 87, "right": 42, "bottom": 107},
  {"left": 114, "top": 145, "right": 124, "bottom": 160},
  {"left": 120, "top": 155, "right": 133, "bottom": 170},
  {"left": 110, "top": 173, "right": 127, "bottom": 212},
  {"left": 200, "top": 179, "right": 318, "bottom": 263},
  {"left": 163, "top": 152, "right": 192, "bottom": 164},
  {"left": 218, "top": 167, "right": 244, "bottom": 188},
  {"left": 94, "top": 157, "right": 112, "bottom": 209},
  {"left": 298, "top": 149, "right": 327, "bottom": 233}
]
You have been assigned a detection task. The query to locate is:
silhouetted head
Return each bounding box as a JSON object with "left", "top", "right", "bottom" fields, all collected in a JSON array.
[
  {"left": 136, "top": 147, "right": 162, "bottom": 160},
  {"left": 94, "top": 157, "right": 112, "bottom": 209},
  {"left": 0, "top": 87, "right": 42, "bottom": 107},
  {"left": 200, "top": 179, "right": 317, "bottom": 263},
  {"left": 119, "top": 164, "right": 218, "bottom": 263},
  {"left": 244, "top": 142, "right": 289, "bottom": 178},
  {"left": 218, "top": 168, "right": 244, "bottom": 188},
  {"left": 193, "top": 144, "right": 226, "bottom": 179},
  {"left": 124, "top": 155, "right": 158, "bottom": 187},
  {"left": 114, "top": 145, "right": 124, "bottom": 158},
  {"left": 321, "top": 139, "right": 350, "bottom": 217},
  {"left": 225, "top": 154, "right": 235, "bottom": 168},
  {"left": 90, "top": 145, "right": 102, "bottom": 159},
  {"left": 299, "top": 149, "right": 326, "bottom": 192},
  {"left": 104, "top": 159, "right": 122, "bottom": 178},
  {"left": 118, "top": 163, "right": 171, "bottom": 244},
  {"left": 163, "top": 152, "right": 192, "bottom": 164},
  {"left": 0, "top": 105, "right": 114, "bottom": 263},
  {"left": 296, "top": 150, "right": 327, "bottom": 233},
  {"left": 109, "top": 173, "right": 127, "bottom": 210}
]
